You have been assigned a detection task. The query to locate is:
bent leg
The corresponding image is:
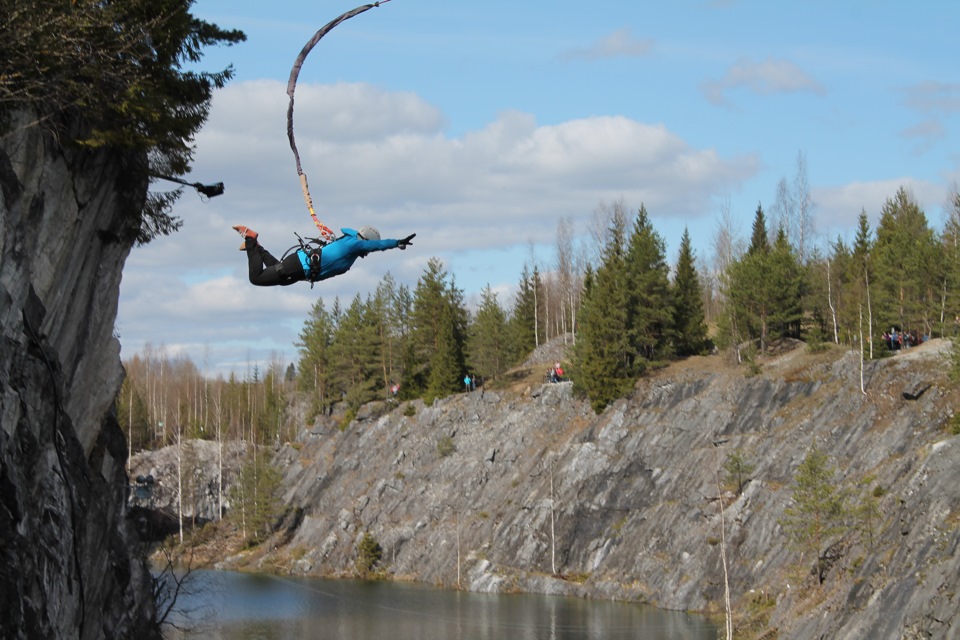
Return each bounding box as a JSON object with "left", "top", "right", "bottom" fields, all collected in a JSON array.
[
  {"left": 245, "top": 243, "right": 304, "bottom": 286},
  {"left": 246, "top": 244, "right": 283, "bottom": 286}
]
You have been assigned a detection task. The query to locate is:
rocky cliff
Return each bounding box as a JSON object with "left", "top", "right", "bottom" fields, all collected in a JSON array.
[
  {"left": 0, "top": 111, "right": 158, "bottom": 639},
  {"left": 201, "top": 338, "right": 959, "bottom": 639}
]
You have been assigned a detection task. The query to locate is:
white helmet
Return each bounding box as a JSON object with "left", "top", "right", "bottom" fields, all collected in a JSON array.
[{"left": 357, "top": 226, "right": 380, "bottom": 241}]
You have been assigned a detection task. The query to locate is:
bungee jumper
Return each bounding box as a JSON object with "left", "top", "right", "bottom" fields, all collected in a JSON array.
[
  {"left": 235, "top": 225, "right": 414, "bottom": 287},
  {"left": 236, "top": 0, "right": 414, "bottom": 287}
]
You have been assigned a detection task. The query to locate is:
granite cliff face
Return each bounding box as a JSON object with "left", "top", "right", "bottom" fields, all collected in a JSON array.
[
  {"left": 0, "top": 111, "right": 158, "bottom": 639},
  {"left": 213, "top": 339, "right": 959, "bottom": 639}
]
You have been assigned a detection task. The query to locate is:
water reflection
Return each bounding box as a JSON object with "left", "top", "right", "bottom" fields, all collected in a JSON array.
[{"left": 163, "top": 570, "right": 717, "bottom": 640}]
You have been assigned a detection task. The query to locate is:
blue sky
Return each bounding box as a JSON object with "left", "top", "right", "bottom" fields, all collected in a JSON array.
[{"left": 116, "top": 0, "right": 960, "bottom": 376}]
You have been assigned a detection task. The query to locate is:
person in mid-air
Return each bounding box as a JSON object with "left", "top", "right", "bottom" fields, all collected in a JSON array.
[{"left": 234, "top": 225, "right": 415, "bottom": 287}]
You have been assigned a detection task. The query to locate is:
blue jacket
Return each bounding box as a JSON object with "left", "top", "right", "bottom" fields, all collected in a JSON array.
[{"left": 297, "top": 228, "right": 400, "bottom": 281}]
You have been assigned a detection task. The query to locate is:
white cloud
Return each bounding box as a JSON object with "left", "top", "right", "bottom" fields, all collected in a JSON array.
[
  {"left": 900, "top": 119, "right": 947, "bottom": 156},
  {"left": 901, "top": 81, "right": 960, "bottom": 115},
  {"left": 813, "top": 177, "right": 947, "bottom": 235},
  {"left": 560, "top": 28, "right": 654, "bottom": 61},
  {"left": 701, "top": 57, "right": 826, "bottom": 106}
]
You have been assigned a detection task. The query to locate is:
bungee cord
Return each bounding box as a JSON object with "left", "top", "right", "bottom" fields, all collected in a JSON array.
[{"left": 285, "top": 1, "right": 393, "bottom": 243}]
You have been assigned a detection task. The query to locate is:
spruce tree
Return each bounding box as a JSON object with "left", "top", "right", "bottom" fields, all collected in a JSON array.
[
  {"left": 573, "top": 211, "right": 633, "bottom": 412},
  {"left": 768, "top": 228, "right": 804, "bottom": 340},
  {"left": 468, "top": 285, "right": 509, "bottom": 383},
  {"left": 672, "top": 227, "right": 708, "bottom": 356},
  {"left": 508, "top": 264, "right": 540, "bottom": 364},
  {"left": 872, "top": 187, "right": 941, "bottom": 338},
  {"left": 329, "top": 294, "right": 380, "bottom": 411},
  {"left": 852, "top": 211, "right": 876, "bottom": 352},
  {"left": 409, "top": 258, "right": 468, "bottom": 402},
  {"left": 940, "top": 191, "right": 960, "bottom": 336},
  {"left": 623, "top": 205, "right": 673, "bottom": 365},
  {"left": 725, "top": 205, "right": 773, "bottom": 350},
  {"left": 296, "top": 298, "right": 336, "bottom": 413}
]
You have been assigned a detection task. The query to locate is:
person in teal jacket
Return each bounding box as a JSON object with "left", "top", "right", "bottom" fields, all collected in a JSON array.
[{"left": 234, "top": 225, "right": 415, "bottom": 287}]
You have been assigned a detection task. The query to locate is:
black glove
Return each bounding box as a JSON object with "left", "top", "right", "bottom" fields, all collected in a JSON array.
[{"left": 398, "top": 233, "right": 416, "bottom": 250}]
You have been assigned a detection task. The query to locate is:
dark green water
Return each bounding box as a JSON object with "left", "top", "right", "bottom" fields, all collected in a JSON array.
[{"left": 162, "top": 570, "right": 717, "bottom": 639}]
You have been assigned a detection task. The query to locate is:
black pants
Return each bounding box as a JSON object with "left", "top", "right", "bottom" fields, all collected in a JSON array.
[{"left": 245, "top": 243, "right": 306, "bottom": 286}]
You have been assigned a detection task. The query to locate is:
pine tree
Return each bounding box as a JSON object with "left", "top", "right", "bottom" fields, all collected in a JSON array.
[
  {"left": 872, "top": 187, "right": 941, "bottom": 338},
  {"left": 468, "top": 285, "right": 509, "bottom": 383},
  {"left": 852, "top": 211, "right": 876, "bottom": 354},
  {"left": 573, "top": 211, "right": 633, "bottom": 412},
  {"left": 940, "top": 190, "right": 960, "bottom": 336},
  {"left": 371, "top": 273, "right": 401, "bottom": 395},
  {"left": 725, "top": 204, "right": 773, "bottom": 350},
  {"left": 229, "top": 447, "right": 282, "bottom": 544},
  {"left": 409, "top": 258, "right": 468, "bottom": 403},
  {"left": 748, "top": 203, "right": 771, "bottom": 256},
  {"left": 779, "top": 447, "right": 849, "bottom": 584},
  {"left": 672, "top": 228, "right": 708, "bottom": 356},
  {"left": 330, "top": 294, "right": 380, "bottom": 411},
  {"left": 768, "top": 228, "right": 804, "bottom": 340},
  {"left": 296, "top": 298, "right": 336, "bottom": 413},
  {"left": 508, "top": 264, "right": 540, "bottom": 364},
  {"left": 623, "top": 205, "right": 673, "bottom": 366}
]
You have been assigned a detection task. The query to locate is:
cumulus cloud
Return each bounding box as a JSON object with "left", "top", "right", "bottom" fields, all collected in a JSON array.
[
  {"left": 901, "top": 80, "right": 960, "bottom": 115},
  {"left": 813, "top": 177, "right": 946, "bottom": 235},
  {"left": 901, "top": 119, "right": 947, "bottom": 156},
  {"left": 898, "top": 81, "right": 960, "bottom": 156},
  {"left": 119, "top": 80, "right": 758, "bottom": 374},
  {"left": 701, "top": 57, "right": 826, "bottom": 106},
  {"left": 560, "top": 28, "right": 654, "bottom": 61}
]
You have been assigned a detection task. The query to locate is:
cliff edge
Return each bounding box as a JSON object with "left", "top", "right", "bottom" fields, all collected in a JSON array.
[{"left": 1, "top": 111, "right": 158, "bottom": 639}]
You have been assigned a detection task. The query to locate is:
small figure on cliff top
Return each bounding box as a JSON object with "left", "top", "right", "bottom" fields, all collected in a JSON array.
[{"left": 233, "top": 225, "right": 415, "bottom": 288}]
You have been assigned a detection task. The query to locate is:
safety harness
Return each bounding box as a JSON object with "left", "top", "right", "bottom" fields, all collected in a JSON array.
[{"left": 280, "top": 233, "right": 329, "bottom": 288}]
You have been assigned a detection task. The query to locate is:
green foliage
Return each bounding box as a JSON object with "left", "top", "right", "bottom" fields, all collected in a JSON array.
[
  {"left": 672, "top": 228, "right": 709, "bottom": 356},
  {"left": 296, "top": 298, "right": 336, "bottom": 413},
  {"left": 436, "top": 435, "right": 456, "bottom": 458},
  {"left": 1, "top": 0, "right": 245, "bottom": 244},
  {"left": 724, "top": 206, "right": 804, "bottom": 353},
  {"left": 779, "top": 446, "right": 849, "bottom": 584},
  {"left": 572, "top": 209, "right": 633, "bottom": 412},
  {"left": 330, "top": 294, "right": 380, "bottom": 411},
  {"left": 852, "top": 483, "right": 883, "bottom": 547},
  {"left": 229, "top": 448, "right": 283, "bottom": 544},
  {"left": 356, "top": 531, "right": 383, "bottom": 577},
  {"left": 507, "top": 264, "right": 542, "bottom": 364},
  {"left": 408, "top": 258, "right": 468, "bottom": 403},
  {"left": 339, "top": 408, "right": 357, "bottom": 431},
  {"left": 947, "top": 412, "right": 960, "bottom": 436},
  {"left": 941, "top": 191, "right": 960, "bottom": 334},
  {"left": 805, "top": 323, "right": 829, "bottom": 354},
  {"left": 468, "top": 285, "right": 509, "bottom": 382},
  {"left": 723, "top": 449, "right": 756, "bottom": 495},
  {"left": 623, "top": 205, "right": 674, "bottom": 363},
  {"left": 872, "top": 188, "right": 941, "bottom": 337}
]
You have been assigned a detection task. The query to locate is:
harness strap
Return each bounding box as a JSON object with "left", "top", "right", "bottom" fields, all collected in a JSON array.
[{"left": 297, "top": 247, "right": 323, "bottom": 284}]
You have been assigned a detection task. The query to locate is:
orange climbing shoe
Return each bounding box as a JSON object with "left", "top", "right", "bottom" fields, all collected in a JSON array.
[{"left": 233, "top": 225, "right": 258, "bottom": 250}]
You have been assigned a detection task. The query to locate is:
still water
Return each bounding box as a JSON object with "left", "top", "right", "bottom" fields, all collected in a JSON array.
[{"left": 163, "top": 570, "right": 717, "bottom": 640}]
